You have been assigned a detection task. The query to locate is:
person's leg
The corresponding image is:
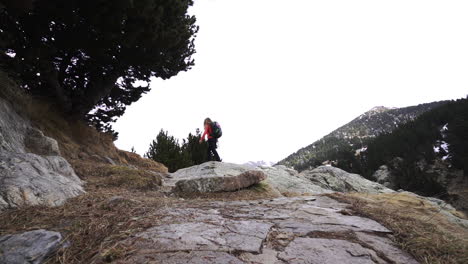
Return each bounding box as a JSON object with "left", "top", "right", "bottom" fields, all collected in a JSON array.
[
  {"left": 211, "top": 139, "right": 221, "bottom": 162},
  {"left": 206, "top": 140, "right": 213, "bottom": 161}
]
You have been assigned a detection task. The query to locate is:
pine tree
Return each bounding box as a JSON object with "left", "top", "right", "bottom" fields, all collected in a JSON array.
[
  {"left": 0, "top": 0, "right": 198, "bottom": 134},
  {"left": 145, "top": 128, "right": 209, "bottom": 173},
  {"left": 145, "top": 130, "right": 187, "bottom": 173}
]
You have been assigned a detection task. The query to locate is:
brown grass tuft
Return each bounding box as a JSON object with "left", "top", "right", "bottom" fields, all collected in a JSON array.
[
  {"left": 327, "top": 192, "right": 468, "bottom": 264},
  {"left": 92, "top": 165, "right": 162, "bottom": 190},
  {"left": 0, "top": 185, "right": 180, "bottom": 264}
]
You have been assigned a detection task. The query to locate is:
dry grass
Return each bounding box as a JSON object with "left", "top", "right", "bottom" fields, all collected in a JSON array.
[
  {"left": 91, "top": 165, "right": 162, "bottom": 190},
  {"left": 0, "top": 185, "right": 180, "bottom": 264},
  {"left": 328, "top": 192, "right": 468, "bottom": 264},
  {"left": 0, "top": 70, "right": 167, "bottom": 175}
]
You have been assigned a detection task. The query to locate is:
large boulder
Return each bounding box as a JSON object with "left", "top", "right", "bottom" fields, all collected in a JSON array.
[
  {"left": 0, "top": 97, "right": 84, "bottom": 210},
  {"left": 0, "top": 229, "right": 64, "bottom": 264},
  {"left": 167, "top": 161, "right": 252, "bottom": 187},
  {"left": 300, "top": 166, "right": 394, "bottom": 194},
  {"left": 260, "top": 165, "right": 332, "bottom": 195},
  {"left": 174, "top": 170, "right": 267, "bottom": 193}
]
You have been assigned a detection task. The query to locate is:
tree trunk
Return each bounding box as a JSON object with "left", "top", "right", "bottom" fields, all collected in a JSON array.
[
  {"left": 41, "top": 65, "right": 73, "bottom": 113},
  {"left": 72, "top": 73, "right": 120, "bottom": 117}
]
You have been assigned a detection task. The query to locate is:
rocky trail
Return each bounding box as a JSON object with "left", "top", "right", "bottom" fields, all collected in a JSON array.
[{"left": 115, "top": 195, "right": 417, "bottom": 264}]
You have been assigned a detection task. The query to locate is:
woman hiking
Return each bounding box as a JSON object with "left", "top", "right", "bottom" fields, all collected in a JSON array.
[{"left": 199, "top": 118, "right": 222, "bottom": 162}]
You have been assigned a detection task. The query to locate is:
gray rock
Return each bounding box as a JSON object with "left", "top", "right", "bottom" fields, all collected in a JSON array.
[
  {"left": 300, "top": 166, "right": 395, "bottom": 194},
  {"left": 261, "top": 165, "right": 332, "bottom": 195},
  {"left": 0, "top": 97, "right": 30, "bottom": 153},
  {"left": 132, "top": 220, "right": 272, "bottom": 253},
  {"left": 0, "top": 152, "right": 84, "bottom": 209},
  {"left": 167, "top": 161, "right": 252, "bottom": 187},
  {"left": 24, "top": 128, "right": 61, "bottom": 156},
  {"left": 0, "top": 97, "right": 84, "bottom": 210},
  {"left": 277, "top": 238, "right": 382, "bottom": 264},
  {"left": 356, "top": 232, "right": 419, "bottom": 264},
  {"left": 118, "top": 196, "right": 419, "bottom": 263},
  {"left": 166, "top": 162, "right": 393, "bottom": 196},
  {"left": 238, "top": 248, "right": 279, "bottom": 264},
  {"left": 120, "top": 251, "right": 244, "bottom": 264},
  {"left": 0, "top": 229, "right": 64, "bottom": 264},
  {"left": 372, "top": 165, "right": 398, "bottom": 189},
  {"left": 174, "top": 170, "right": 267, "bottom": 193}
]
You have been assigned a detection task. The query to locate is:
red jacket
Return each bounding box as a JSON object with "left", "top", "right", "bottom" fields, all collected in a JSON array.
[{"left": 201, "top": 124, "right": 213, "bottom": 140}]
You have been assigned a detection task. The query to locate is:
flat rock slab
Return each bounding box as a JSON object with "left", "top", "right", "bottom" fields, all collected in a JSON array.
[
  {"left": 118, "top": 251, "right": 244, "bottom": 264},
  {"left": 132, "top": 220, "right": 272, "bottom": 253},
  {"left": 174, "top": 170, "right": 267, "bottom": 193},
  {"left": 278, "top": 238, "right": 381, "bottom": 264},
  {"left": 116, "top": 196, "right": 418, "bottom": 264},
  {"left": 166, "top": 161, "right": 252, "bottom": 187},
  {"left": 0, "top": 229, "right": 64, "bottom": 264}
]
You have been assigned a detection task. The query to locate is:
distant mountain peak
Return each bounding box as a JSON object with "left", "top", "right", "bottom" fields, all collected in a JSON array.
[
  {"left": 368, "top": 106, "right": 390, "bottom": 113},
  {"left": 278, "top": 101, "right": 448, "bottom": 171}
]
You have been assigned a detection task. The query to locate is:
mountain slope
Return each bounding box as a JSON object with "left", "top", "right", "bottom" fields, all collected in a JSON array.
[
  {"left": 278, "top": 101, "right": 447, "bottom": 171},
  {"left": 358, "top": 97, "right": 468, "bottom": 211}
]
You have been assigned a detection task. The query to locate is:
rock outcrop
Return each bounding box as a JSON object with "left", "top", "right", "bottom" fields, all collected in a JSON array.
[
  {"left": 166, "top": 162, "right": 394, "bottom": 195},
  {"left": 116, "top": 196, "right": 418, "bottom": 264},
  {"left": 166, "top": 162, "right": 251, "bottom": 187},
  {"left": 0, "top": 97, "right": 84, "bottom": 210},
  {"left": 260, "top": 165, "right": 332, "bottom": 194},
  {"left": 300, "top": 166, "right": 394, "bottom": 194},
  {"left": 0, "top": 229, "right": 64, "bottom": 264},
  {"left": 174, "top": 170, "right": 267, "bottom": 193}
]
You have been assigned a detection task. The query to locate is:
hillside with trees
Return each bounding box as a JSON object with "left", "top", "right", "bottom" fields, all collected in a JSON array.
[
  {"left": 281, "top": 97, "right": 468, "bottom": 210},
  {"left": 278, "top": 101, "right": 447, "bottom": 171},
  {"left": 359, "top": 98, "right": 468, "bottom": 194}
]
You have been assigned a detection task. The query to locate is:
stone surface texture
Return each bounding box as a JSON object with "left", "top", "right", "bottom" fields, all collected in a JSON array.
[
  {"left": 117, "top": 196, "right": 419, "bottom": 264},
  {"left": 0, "top": 97, "right": 84, "bottom": 210},
  {"left": 0, "top": 229, "right": 64, "bottom": 264},
  {"left": 166, "top": 162, "right": 394, "bottom": 195},
  {"left": 174, "top": 170, "right": 267, "bottom": 193},
  {"left": 300, "top": 166, "right": 395, "bottom": 194}
]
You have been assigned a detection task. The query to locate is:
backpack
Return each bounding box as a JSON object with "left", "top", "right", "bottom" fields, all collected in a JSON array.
[{"left": 211, "top": 121, "right": 222, "bottom": 138}]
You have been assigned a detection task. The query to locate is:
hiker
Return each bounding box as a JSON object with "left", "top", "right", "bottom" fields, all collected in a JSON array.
[{"left": 199, "top": 118, "right": 222, "bottom": 162}]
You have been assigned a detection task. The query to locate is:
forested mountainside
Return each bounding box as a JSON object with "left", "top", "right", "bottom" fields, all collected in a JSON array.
[
  {"left": 359, "top": 98, "right": 468, "bottom": 199},
  {"left": 278, "top": 101, "right": 447, "bottom": 171}
]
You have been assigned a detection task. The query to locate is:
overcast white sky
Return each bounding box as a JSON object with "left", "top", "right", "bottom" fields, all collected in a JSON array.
[{"left": 114, "top": 0, "right": 468, "bottom": 164}]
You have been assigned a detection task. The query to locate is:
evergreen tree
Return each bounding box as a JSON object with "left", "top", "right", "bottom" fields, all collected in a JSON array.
[
  {"left": 0, "top": 0, "right": 198, "bottom": 134},
  {"left": 185, "top": 128, "right": 208, "bottom": 165},
  {"left": 145, "top": 130, "right": 190, "bottom": 173},
  {"left": 145, "top": 128, "right": 208, "bottom": 173}
]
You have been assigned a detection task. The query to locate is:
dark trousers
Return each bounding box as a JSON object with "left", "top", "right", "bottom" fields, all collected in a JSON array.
[{"left": 207, "top": 138, "right": 221, "bottom": 162}]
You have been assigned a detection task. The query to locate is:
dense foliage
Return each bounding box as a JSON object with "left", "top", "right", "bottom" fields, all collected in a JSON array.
[
  {"left": 0, "top": 0, "right": 198, "bottom": 135},
  {"left": 145, "top": 129, "right": 208, "bottom": 173},
  {"left": 361, "top": 98, "right": 468, "bottom": 186}
]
